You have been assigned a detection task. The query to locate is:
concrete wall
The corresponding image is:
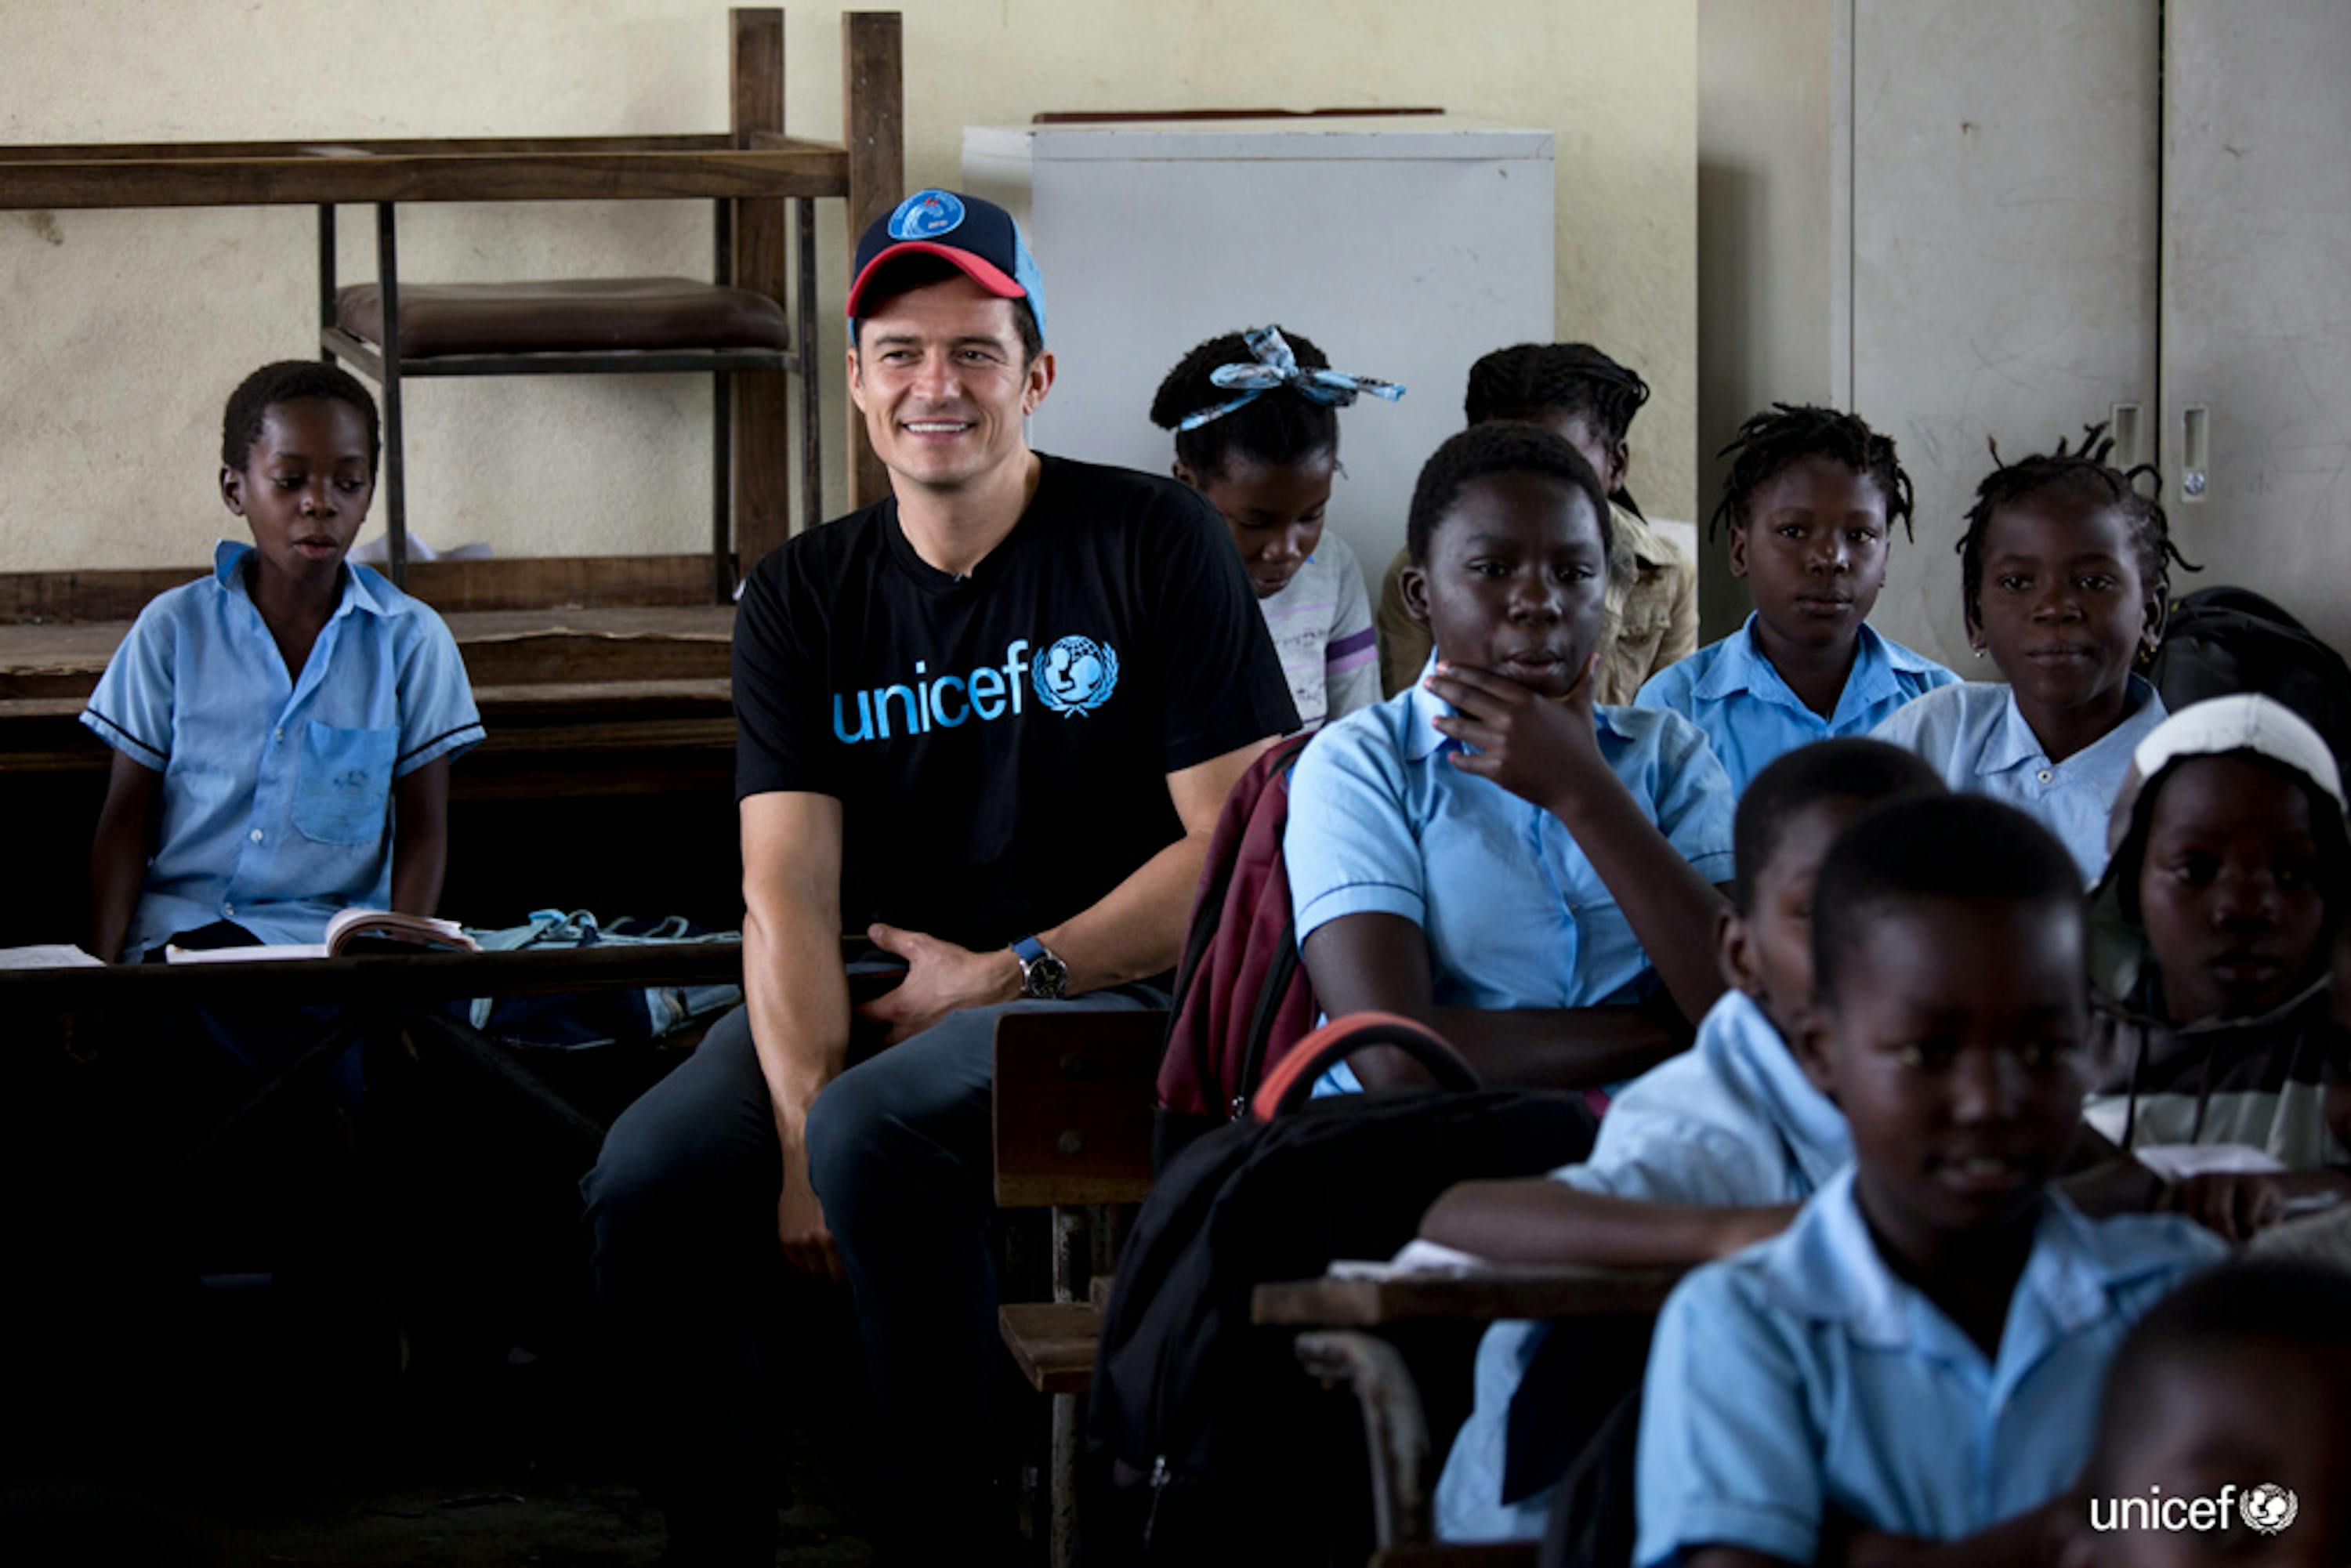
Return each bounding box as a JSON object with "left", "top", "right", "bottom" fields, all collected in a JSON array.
[
  {"left": 1, "top": 0, "right": 1697, "bottom": 572},
  {"left": 1696, "top": 0, "right": 1838, "bottom": 639}
]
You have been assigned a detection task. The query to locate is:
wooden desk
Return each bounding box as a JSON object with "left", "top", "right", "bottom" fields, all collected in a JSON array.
[
  {"left": 0, "top": 939, "right": 744, "bottom": 1013},
  {"left": 1248, "top": 1264, "right": 1681, "bottom": 1555}
]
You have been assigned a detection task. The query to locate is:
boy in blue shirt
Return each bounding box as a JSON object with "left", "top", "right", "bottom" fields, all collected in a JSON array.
[
  {"left": 1419, "top": 738, "right": 1945, "bottom": 1541},
  {"left": 1635, "top": 795, "right": 2224, "bottom": 1568},
  {"left": 1636, "top": 405, "right": 1955, "bottom": 795},
  {"left": 85, "top": 361, "right": 482, "bottom": 968},
  {"left": 1285, "top": 422, "right": 1734, "bottom": 1094}
]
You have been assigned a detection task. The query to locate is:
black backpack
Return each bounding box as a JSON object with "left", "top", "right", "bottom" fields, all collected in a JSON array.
[
  {"left": 1081, "top": 1013, "right": 1599, "bottom": 1566},
  {"left": 2149, "top": 586, "right": 2351, "bottom": 769}
]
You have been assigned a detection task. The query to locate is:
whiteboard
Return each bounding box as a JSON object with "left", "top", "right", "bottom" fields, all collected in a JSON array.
[{"left": 964, "top": 119, "right": 1556, "bottom": 589}]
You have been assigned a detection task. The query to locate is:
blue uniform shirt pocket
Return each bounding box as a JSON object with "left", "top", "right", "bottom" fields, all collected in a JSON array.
[{"left": 293, "top": 722, "right": 397, "bottom": 846}]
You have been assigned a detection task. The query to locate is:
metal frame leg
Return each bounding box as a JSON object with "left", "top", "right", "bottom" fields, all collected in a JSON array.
[
  {"left": 797, "top": 194, "right": 821, "bottom": 533},
  {"left": 317, "top": 205, "right": 339, "bottom": 364},
  {"left": 373, "top": 202, "right": 408, "bottom": 587},
  {"left": 1295, "top": 1329, "right": 1433, "bottom": 1550},
  {"left": 712, "top": 199, "right": 735, "bottom": 600}
]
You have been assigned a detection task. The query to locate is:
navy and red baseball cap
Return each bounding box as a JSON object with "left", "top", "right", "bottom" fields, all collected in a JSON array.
[{"left": 846, "top": 188, "right": 1047, "bottom": 342}]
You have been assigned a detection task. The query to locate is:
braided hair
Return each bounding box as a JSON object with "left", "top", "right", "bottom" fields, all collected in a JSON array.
[
  {"left": 1462, "top": 342, "right": 1650, "bottom": 447},
  {"left": 1406, "top": 423, "right": 1614, "bottom": 567},
  {"left": 1708, "top": 403, "right": 1912, "bottom": 543},
  {"left": 1150, "top": 327, "right": 1339, "bottom": 479},
  {"left": 1956, "top": 422, "right": 2197, "bottom": 628}
]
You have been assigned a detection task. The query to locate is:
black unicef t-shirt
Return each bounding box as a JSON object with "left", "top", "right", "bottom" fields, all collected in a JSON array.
[{"left": 733, "top": 454, "right": 1299, "bottom": 951}]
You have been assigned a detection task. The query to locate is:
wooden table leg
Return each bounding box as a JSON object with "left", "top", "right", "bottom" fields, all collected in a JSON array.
[{"left": 842, "top": 10, "right": 904, "bottom": 511}]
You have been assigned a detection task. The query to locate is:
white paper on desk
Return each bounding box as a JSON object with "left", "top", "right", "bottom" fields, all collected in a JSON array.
[
  {"left": 1328, "top": 1238, "right": 1494, "bottom": 1280},
  {"left": 350, "top": 534, "right": 492, "bottom": 565},
  {"left": 0, "top": 944, "right": 104, "bottom": 969},
  {"left": 165, "top": 943, "right": 328, "bottom": 964},
  {"left": 2134, "top": 1143, "right": 2288, "bottom": 1182}
]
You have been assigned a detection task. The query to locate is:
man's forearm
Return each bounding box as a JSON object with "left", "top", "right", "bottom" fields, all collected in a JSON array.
[
  {"left": 744, "top": 896, "right": 855, "bottom": 1139},
  {"left": 1035, "top": 827, "right": 1212, "bottom": 995}
]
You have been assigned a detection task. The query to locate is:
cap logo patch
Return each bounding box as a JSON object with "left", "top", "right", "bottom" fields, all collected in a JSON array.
[{"left": 888, "top": 190, "right": 966, "bottom": 241}]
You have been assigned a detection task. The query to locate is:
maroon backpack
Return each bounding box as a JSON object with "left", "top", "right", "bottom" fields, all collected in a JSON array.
[{"left": 1151, "top": 731, "right": 1320, "bottom": 1166}]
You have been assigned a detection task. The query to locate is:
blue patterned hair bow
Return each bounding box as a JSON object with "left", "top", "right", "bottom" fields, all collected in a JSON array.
[{"left": 1177, "top": 326, "right": 1406, "bottom": 432}]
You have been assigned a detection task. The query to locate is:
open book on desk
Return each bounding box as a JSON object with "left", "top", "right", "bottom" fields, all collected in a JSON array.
[{"left": 166, "top": 908, "right": 480, "bottom": 963}]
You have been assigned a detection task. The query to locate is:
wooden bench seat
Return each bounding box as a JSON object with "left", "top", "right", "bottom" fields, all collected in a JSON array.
[
  {"left": 999, "top": 1301, "right": 1103, "bottom": 1396},
  {"left": 991, "top": 1008, "right": 1166, "bottom": 1567}
]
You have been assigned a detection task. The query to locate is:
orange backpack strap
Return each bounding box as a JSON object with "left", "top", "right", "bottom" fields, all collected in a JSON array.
[{"left": 1248, "top": 1010, "right": 1477, "bottom": 1121}]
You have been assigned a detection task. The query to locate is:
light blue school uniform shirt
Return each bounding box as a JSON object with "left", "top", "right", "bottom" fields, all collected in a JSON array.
[
  {"left": 1633, "top": 614, "right": 1958, "bottom": 795},
  {"left": 1871, "top": 676, "right": 2168, "bottom": 881},
  {"left": 1284, "top": 669, "right": 1736, "bottom": 1095},
  {"left": 1435, "top": 988, "right": 1852, "bottom": 1542},
  {"left": 1633, "top": 1166, "right": 2222, "bottom": 1568},
  {"left": 81, "top": 541, "right": 484, "bottom": 959}
]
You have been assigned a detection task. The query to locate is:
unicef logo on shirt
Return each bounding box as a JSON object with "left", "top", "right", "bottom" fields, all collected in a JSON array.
[
  {"left": 1034, "top": 635, "right": 1119, "bottom": 717},
  {"left": 888, "top": 189, "right": 966, "bottom": 240}
]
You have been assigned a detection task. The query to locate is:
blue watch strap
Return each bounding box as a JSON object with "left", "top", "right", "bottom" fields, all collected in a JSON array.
[{"left": 1012, "top": 935, "right": 1047, "bottom": 965}]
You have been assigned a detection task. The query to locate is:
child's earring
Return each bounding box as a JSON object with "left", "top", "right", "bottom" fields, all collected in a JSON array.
[{"left": 1971, "top": 646, "right": 1987, "bottom": 659}]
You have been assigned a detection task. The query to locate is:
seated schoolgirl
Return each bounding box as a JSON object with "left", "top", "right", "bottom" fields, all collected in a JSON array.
[
  {"left": 2069, "top": 694, "right": 2351, "bottom": 1240},
  {"left": 1150, "top": 325, "right": 1399, "bottom": 730},
  {"left": 1284, "top": 422, "right": 1735, "bottom": 1095},
  {"left": 85, "top": 360, "right": 484, "bottom": 972},
  {"left": 1422, "top": 737, "right": 1945, "bottom": 1542},
  {"left": 1875, "top": 423, "right": 2190, "bottom": 879},
  {"left": 1635, "top": 404, "right": 1957, "bottom": 794},
  {"left": 1634, "top": 795, "right": 2225, "bottom": 1568}
]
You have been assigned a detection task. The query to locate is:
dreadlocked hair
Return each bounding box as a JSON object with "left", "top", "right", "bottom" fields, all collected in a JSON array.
[
  {"left": 1707, "top": 403, "right": 1913, "bottom": 543},
  {"left": 1462, "top": 342, "right": 1650, "bottom": 447},
  {"left": 1150, "top": 326, "right": 1339, "bottom": 479},
  {"left": 1957, "top": 422, "right": 2200, "bottom": 625}
]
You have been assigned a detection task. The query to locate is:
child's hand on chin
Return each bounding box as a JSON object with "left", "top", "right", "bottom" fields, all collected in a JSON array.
[{"left": 1425, "top": 654, "right": 1610, "bottom": 817}]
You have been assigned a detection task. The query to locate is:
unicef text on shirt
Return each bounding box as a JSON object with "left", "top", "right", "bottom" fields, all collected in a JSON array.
[{"left": 830, "top": 636, "right": 1121, "bottom": 744}]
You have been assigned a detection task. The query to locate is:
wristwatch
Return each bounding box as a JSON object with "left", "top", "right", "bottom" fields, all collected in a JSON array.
[{"left": 1011, "top": 935, "right": 1069, "bottom": 1001}]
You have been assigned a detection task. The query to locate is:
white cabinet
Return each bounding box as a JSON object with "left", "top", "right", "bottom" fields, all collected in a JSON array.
[
  {"left": 963, "top": 118, "right": 1555, "bottom": 581},
  {"left": 2161, "top": 0, "right": 2351, "bottom": 645},
  {"left": 1700, "top": 0, "right": 2350, "bottom": 661}
]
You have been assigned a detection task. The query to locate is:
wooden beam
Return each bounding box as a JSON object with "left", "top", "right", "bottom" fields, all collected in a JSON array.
[
  {"left": 0, "top": 147, "right": 849, "bottom": 212},
  {"left": 0, "top": 136, "right": 739, "bottom": 161},
  {"left": 842, "top": 11, "right": 904, "bottom": 509},
  {"left": 730, "top": 7, "right": 792, "bottom": 580}
]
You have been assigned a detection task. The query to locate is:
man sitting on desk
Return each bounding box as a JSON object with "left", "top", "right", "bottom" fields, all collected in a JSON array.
[{"left": 582, "top": 189, "right": 1295, "bottom": 1563}]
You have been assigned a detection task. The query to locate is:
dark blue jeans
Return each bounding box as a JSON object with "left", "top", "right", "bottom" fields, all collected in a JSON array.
[{"left": 581, "top": 980, "right": 1167, "bottom": 1534}]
